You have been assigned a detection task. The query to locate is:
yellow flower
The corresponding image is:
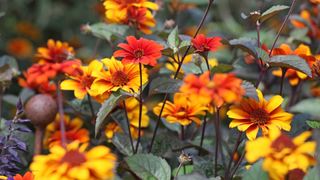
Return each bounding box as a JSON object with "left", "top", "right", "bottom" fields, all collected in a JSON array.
[
  {"left": 103, "top": 0, "right": 158, "bottom": 23},
  {"left": 61, "top": 60, "right": 103, "bottom": 99},
  {"left": 245, "top": 128, "right": 316, "bottom": 180},
  {"left": 153, "top": 93, "right": 207, "bottom": 126},
  {"left": 227, "top": 89, "right": 293, "bottom": 140},
  {"left": 91, "top": 57, "right": 148, "bottom": 95},
  {"left": 44, "top": 114, "right": 90, "bottom": 148},
  {"left": 30, "top": 141, "right": 117, "bottom": 180},
  {"left": 105, "top": 122, "right": 123, "bottom": 141}
]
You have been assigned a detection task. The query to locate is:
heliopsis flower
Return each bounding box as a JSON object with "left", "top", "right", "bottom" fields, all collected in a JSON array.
[
  {"left": 192, "top": 34, "right": 222, "bottom": 53},
  {"left": 105, "top": 122, "right": 123, "bottom": 141},
  {"left": 30, "top": 141, "right": 117, "bottom": 180},
  {"left": 153, "top": 93, "right": 207, "bottom": 126},
  {"left": 245, "top": 128, "right": 316, "bottom": 180},
  {"left": 11, "top": 172, "right": 34, "bottom": 180},
  {"left": 91, "top": 57, "right": 148, "bottom": 94},
  {"left": 181, "top": 71, "right": 245, "bottom": 107},
  {"left": 124, "top": 97, "right": 149, "bottom": 129},
  {"left": 272, "top": 44, "right": 316, "bottom": 86},
  {"left": 36, "top": 39, "right": 75, "bottom": 63},
  {"left": 6, "top": 38, "right": 33, "bottom": 59},
  {"left": 61, "top": 60, "right": 103, "bottom": 99},
  {"left": 227, "top": 89, "right": 293, "bottom": 140},
  {"left": 125, "top": 7, "right": 156, "bottom": 34},
  {"left": 291, "top": 10, "right": 320, "bottom": 39},
  {"left": 114, "top": 36, "right": 164, "bottom": 66},
  {"left": 103, "top": 0, "right": 158, "bottom": 23},
  {"left": 44, "top": 114, "right": 89, "bottom": 148}
]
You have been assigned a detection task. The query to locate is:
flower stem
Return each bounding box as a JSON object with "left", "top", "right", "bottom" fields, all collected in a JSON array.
[
  {"left": 230, "top": 150, "right": 245, "bottom": 178},
  {"left": 214, "top": 106, "right": 221, "bottom": 177},
  {"left": 122, "top": 100, "right": 135, "bottom": 154},
  {"left": 199, "top": 113, "right": 207, "bottom": 155},
  {"left": 279, "top": 68, "right": 287, "bottom": 96},
  {"left": 174, "top": 163, "right": 183, "bottom": 180},
  {"left": 0, "top": 87, "right": 3, "bottom": 129},
  {"left": 269, "top": 0, "right": 298, "bottom": 56},
  {"left": 87, "top": 94, "right": 95, "bottom": 120},
  {"left": 34, "top": 126, "right": 44, "bottom": 155},
  {"left": 148, "top": 0, "right": 216, "bottom": 153},
  {"left": 56, "top": 81, "right": 67, "bottom": 148},
  {"left": 224, "top": 132, "right": 243, "bottom": 179},
  {"left": 135, "top": 63, "right": 143, "bottom": 154}
]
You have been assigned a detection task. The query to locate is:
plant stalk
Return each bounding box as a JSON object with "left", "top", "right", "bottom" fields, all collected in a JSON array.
[{"left": 135, "top": 63, "right": 143, "bottom": 153}]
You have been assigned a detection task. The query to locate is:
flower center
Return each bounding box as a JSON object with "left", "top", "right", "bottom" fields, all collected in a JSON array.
[
  {"left": 111, "top": 71, "right": 129, "bottom": 86},
  {"left": 250, "top": 108, "right": 269, "bottom": 125},
  {"left": 61, "top": 150, "right": 87, "bottom": 167},
  {"left": 271, "top": 134, "right": 296, "bottom": 152},
  {"left": 81, "top": 75, "right": 95, "bottom": 89},
  {"left": 134, "top": 49, "right": 144, "bottom": 59}
]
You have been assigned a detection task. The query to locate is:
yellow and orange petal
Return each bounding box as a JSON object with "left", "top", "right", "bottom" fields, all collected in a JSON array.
[
  {"left": 153, "top": 93, "right": 207, "bottom": 126},
  {"left": 227, "top": 89, "right": 293, "bottom": 140},
  {"left": 12, "top": 172, "right": 34, "bottom": 180},
  {"left": 30, "top": 141, "right": 117, "bottom": 180},
  {"left": 91, "top": 57, "right": 148, "bottom": 94},
  {"left": 123, "top": 97, "right": 150, "bottom": 128},
  {"left": 61, "top": 60, "right": 103, "bottom": 99},
  {"left": 44, "top": 114, "right": 89, "bottom": 148},
  {"left": 36, "top": 39, "right": 75, "bottom": 63}
]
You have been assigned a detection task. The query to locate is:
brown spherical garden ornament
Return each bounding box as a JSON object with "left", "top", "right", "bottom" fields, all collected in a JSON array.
[{"left": 25, "top": 94, "right": 58, "bottom": 155}]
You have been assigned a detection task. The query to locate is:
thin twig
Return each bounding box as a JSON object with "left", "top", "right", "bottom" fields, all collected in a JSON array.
[
  {"left": 87, "top": 94, "right": 95, "bottom": 119},
  {"left": 214, "top": 106, "right": 220, "bottom": 177},
  {"left": 230, "top": 151, "right": 245, "bottom": 178},
  {"left": 174, "top": 163, "right": 183, "bottom": 180},
  {"left": 199, "top": 113, "right": 207, "bottom": 155},
  {"left": 224, "top": 132, "right": 243, "bottom": 179},
  {"left": 135, "top": 63, "right": 143, "bottom": 153},
  {"left": 148, "top": 0, "right": 216, "bottom": 153},
  {"left": 279, "top": 68, "right": 287, "bottom": 96}
]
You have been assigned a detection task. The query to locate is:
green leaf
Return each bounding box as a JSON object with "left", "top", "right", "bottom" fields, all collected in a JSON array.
[
  {"left": 167, "top": 26, "right": 180, "bottom": 53},
  {"left": 306, "top": 120, "right": 320, "bottom": 129},
  {"left": 211, "top": 64, "right": 234, "bottom": 74},
  {"left": 95, "top": 91, "right": 130, "bottom": 136},
  {"left": 149, "top": 77, "right": 182, "bottom": 95},
  {"left": 87, "top": 23, "right": 129, "bottom": 41},
  {"left": 256, "top": 47, "right": 270, "bottom": 62},
  {"left": 303, "top": 166, "right": 320, "bottom": 180},
  {"left": 243, "top": 161, "right": 268, "bottom": 180},
  {"left": 229, "top": 38, "right": 258, "bottom": 57},
  {"left": 260, "top": 5, "right": 289, "bottom": 23},
  {"left": 290, "top": 99, "right": 320, "bottom": 117},
  {"left": 242, "top": 81, "right": 258, "bottom": 100},
  {"left": 126, "top": 154, "right": 171, "bottom": 180},
  {"left": 269, "top": 55, "right": 312, "bottom": 77},
  {"left": 172, "top": 165, "right": 194, "bottom": 176},
  {"left": 112, "top": 133, "right": 134, "bottom": 156}
]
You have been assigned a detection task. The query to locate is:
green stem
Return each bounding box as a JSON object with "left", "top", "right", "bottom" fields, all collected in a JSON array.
[
  {"left": 214, "top": 107, "right": 221, "bottom": 176},
  {"left": 123, "top": 100, "right": 135, "bottom": 154},
  {"left": 135, "top": 63, "right": 143, "bottom": 154},
  {"left": 224, "top": 132, "right": 243, "bottom": 179}
]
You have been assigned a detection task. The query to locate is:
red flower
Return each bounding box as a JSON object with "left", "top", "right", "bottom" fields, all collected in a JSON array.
[
  {"left": 114, "top": 36, "right": 164, "bottom": 66},
  {"left": 192, "top": 34, "right": 222, "bottom": 53}
]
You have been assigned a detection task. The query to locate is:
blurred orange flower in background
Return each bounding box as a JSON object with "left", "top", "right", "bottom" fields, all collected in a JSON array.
[
  {"left": 44, "top": 114, "right": 90, "bottom": 148},
  {"left": 272, "top": 44, "right": 316, "bottom": 86},
  {"left": 6, "top": 38, "right": 33, "bottom": 59},
  {"left": 36, "top": 39, "right": 75, "bottom": 63},
  {"left": 192, "top": 34, "right": 222, "bottom": 53}
]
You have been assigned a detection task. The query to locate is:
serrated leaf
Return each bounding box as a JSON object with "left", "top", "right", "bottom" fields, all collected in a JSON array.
[
  {"left": 95, "top": 92, "right": 130, "bottom": 136},
  {"left": 243, "top": 161, "right": 268, "bottom": 180},
  {"left": 112, "top": 133, "right": 134, "bottom": 156},
  {"left": 260, "top": 5, "right": 289, "bottom": 23},
  {"left": 242, "top": 81, "right": 258, "bottom": 100},
  {"left": 88, "top": 23, "right": 129, "bottom": 41},
  {"left": 290, "top": 99, "right": 320, "bottom": 117},
  {"left": 229, "top": 38, "right": 258, "bottom": 57},
  {"left": 149, "top": 77, "right": 182, "bottom": 95},
  {"left": 167, "top": 26, "right": 180, "bottom": 53},
  {"left": 255, "top": 47, "right": 270, "bottom": 62},
  {"left": 269, "top": 55, "right": 312, "bottom": 77},
  {"left": 126, "top": 154, "right": 171, "bottom": 180},
  {"left": 211, "top": 64, "right": 234, "bottom": 74},
  {"left": 306, "top": 120, "right": 320, "bottom": 129}
]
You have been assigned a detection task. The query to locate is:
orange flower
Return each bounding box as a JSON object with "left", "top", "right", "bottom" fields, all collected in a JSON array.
[
  {"left": 180, "top": 71, "right": 245, "bottom": 107},
  {"left": 6, "top": 38, "right": 33, "bottom": 59},
  {"left": 44, "top": 114, "right": 90, "bottom": 148},
  {"left": 36, "top": 39, "right": 75, "bottom": 63},
  {"left": 227, "top": 90, "right": 293, "bottom": 140},
  {"left": 272, "top": 44, "right": 316, "bottom": 86},
  {"left": 61, "top": 60, "right": 103, "bottom": 99},
  {"left": 192, "top": 34, "right": 222, "bottom": 53},
  {"left": 16, "top": 21, "right": 41, "bottom": 40},
  {"left": 125, "top": 7, "right": 156, "bottom": 34},
  {"left": 114, "top": 36, "right": 163, "bottom": 66},
  {"left": 12, "top": 172, "right": 34, "bottom": 180},
  {"left": 153, "top": 93, "right": 207, "bottom": 126},
  {"left": 291, "top": 10, "right": 320, "bottom": 39}
]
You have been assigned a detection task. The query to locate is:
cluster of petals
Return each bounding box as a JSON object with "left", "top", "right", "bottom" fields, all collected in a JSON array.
[{"left": 191, "top": 34, "right": 222, "bottom": 53}]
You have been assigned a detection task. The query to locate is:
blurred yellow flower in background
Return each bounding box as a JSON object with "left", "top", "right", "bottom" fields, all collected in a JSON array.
[{"left": 245, "top": 128, "right": 316, "bottom": 180}]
